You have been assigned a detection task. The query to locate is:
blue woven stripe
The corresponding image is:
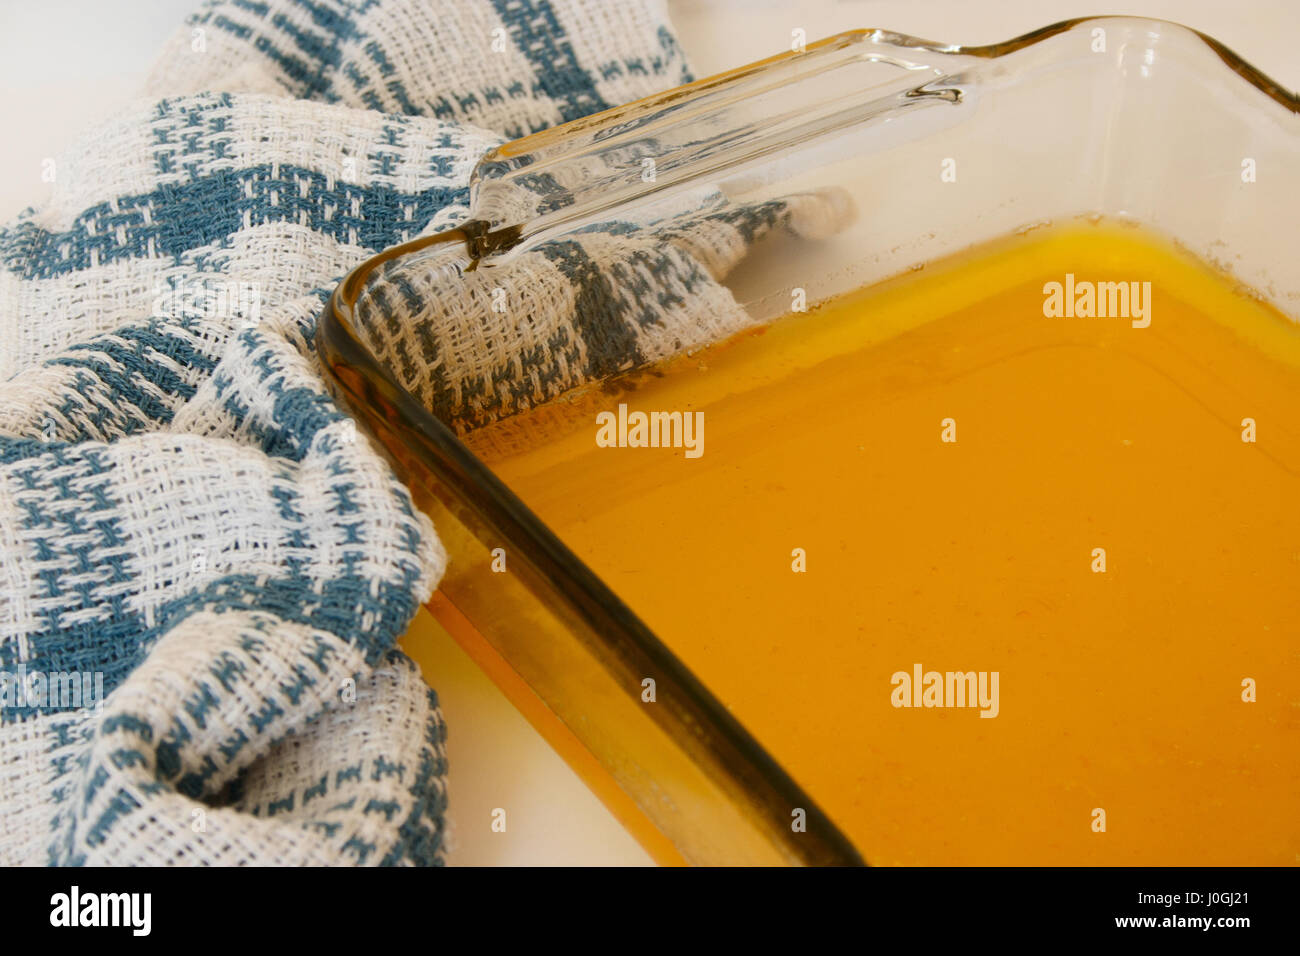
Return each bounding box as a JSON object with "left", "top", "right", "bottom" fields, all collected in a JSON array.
[
  {"left": 50, "top": 320, "right": 220, "bottom": 433},
  {"left": 0, "top": 557, "right": 424, "bottom": 727},
  {"left": 380, "top": 683, "right": 448, "bottom": 865},
  {"left": 212, "top": 329, "right": 346, "bottom": 463},
  {"left": 360, "top": 40, "right": 421, "bottom": 115},
  {"left": 490, "top": 0, "right": 610, "bottom": 125},
  {"left": 202, "top": 0, "right": 364, "bottom": 102},
  {"left": 0, "top": 168, "right": 469, "bottom": 282}
]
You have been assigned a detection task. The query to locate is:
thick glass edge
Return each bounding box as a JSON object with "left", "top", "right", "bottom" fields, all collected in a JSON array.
[
  {"left": 320, "top": 273, "right": 866, "bottom": 866},
  {"left": 479, "top": 16, "right": 1296, "bottom": 167}
]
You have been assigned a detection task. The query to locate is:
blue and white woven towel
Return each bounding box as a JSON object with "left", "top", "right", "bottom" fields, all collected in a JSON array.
[{"left": 0, "top": 0, "right": 694, "bottom": 866}]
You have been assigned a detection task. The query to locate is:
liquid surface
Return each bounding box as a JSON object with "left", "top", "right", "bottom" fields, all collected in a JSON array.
[{"left": 466, "top": 223, "right": 1300, "bottom": 865}]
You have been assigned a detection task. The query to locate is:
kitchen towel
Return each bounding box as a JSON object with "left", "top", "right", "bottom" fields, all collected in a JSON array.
[{"left": 0, "top": 0, "right": 694, "bottom": 866}]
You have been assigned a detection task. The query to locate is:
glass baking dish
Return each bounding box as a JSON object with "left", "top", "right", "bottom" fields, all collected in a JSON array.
[{"left": 318, "top": 17, "right": 1299, "bottom": 866}]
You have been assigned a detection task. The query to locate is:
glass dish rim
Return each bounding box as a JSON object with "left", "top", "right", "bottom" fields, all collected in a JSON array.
[{"left": 318, "top": 16, "right": 1296, "bottom": 866}]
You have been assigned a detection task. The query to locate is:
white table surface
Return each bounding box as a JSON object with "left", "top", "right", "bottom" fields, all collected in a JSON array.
[{"left": 1, "top": 0, "right": 1294, "bottom": 865}]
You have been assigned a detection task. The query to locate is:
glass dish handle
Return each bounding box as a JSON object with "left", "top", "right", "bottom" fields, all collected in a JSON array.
[{"left": 461, "top": 30, "right": 978, "bottom": 264}]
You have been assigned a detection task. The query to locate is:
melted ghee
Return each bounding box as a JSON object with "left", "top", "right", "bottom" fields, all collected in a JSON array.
[{"left": 449, "top": 222, "right": 1300, "bottom": 865}]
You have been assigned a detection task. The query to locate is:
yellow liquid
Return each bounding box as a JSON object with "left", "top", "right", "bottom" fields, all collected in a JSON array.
[{"left": 452, "top": 222, "right": 1300, "bottom": 865}]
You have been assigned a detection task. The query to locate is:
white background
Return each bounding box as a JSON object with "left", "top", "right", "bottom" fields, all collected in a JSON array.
[{"left": 0, "top": 0, "right": 1294, "bottom": 865}]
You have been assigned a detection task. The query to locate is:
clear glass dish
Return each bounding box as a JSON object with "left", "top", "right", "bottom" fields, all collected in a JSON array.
[{"left": 319, "top": 18, "right": 1299, "bottom": 865}]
